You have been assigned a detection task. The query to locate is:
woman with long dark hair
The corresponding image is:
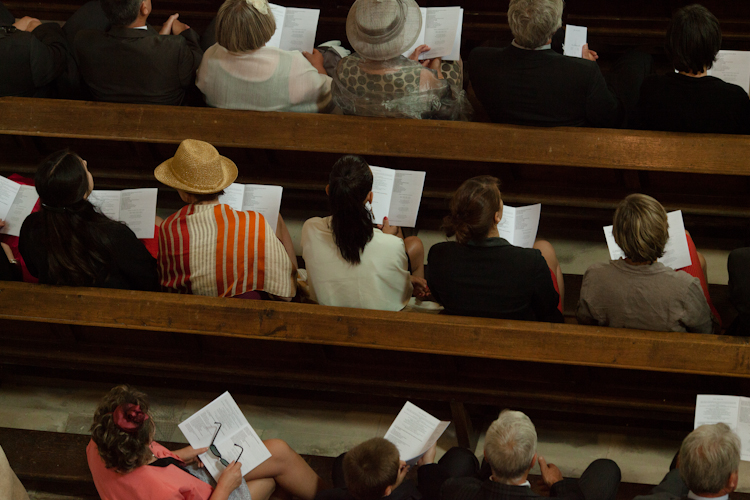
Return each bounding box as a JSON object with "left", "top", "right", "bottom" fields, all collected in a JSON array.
[
  {"left": 18, "top": 150, "right": 158, "bottom": 290},
  {"left": 427, "top": 176, "right": 563, "bottom": 322},
  {"left": 301, "top": 155, "right": 427, "bottom": 311}
]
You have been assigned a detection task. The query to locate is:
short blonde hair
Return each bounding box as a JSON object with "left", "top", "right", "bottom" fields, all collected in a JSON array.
[
  {"left": 613, "top": 194, "right": 669, "bottom": 263},
  {"left": 507, "top": 0, "right": 563, "bottom": 49},
  {"left": 216, "top": 0, "right": 276, "bottom": 52},
  {"left": 484, "top": 410, "right": 537, "bottom": 481}
]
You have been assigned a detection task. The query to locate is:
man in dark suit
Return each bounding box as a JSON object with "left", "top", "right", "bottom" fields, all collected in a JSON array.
[
  {"left": 468, "top": 0, "right": 625, "bottom": 128},
  {"left": 0, "top": 2, "right": 69, "bottom": 97},
  {"left": 633, "top": 423, "right": 739, "bottom": 500},
  {"left": 424, "top": 410, "right": 620, "bottom": 500},
  {"left": 728, "top": 248, "right": 750, "bottom": 336},
  {"left": 72, "top": 0, "right": 203, "bottom": 105}
]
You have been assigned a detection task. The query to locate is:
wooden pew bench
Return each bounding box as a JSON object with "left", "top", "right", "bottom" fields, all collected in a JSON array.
[
  {"left": 0, "top": 97, "right": 748, "bottom": 245},
  {"left": 0, "top": 280, "right": 748, "bottom": 452},
  {"left": 6, "top": 0, "right": 750, "bottom": 53}
]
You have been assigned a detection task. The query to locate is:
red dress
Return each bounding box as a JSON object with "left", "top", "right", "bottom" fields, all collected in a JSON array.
[{"left": 87, "top": 440, "right": 213, "bottom": 500}]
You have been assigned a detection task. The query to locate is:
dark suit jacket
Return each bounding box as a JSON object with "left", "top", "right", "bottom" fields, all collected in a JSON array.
[
  {"left": 427, "top": 238, "right": 563, "bottom": 323},
  {"left": 441, "top": 477, "right": 583, "bottom": 500},
  {"left": 468, "top": 45, "right": 623, "bottom": 127},
  {"left": 0, "top": 22, "right": 69, "bottom": 97},
  {"left": 632, "top": 469, "right": 689, "bottom": 500},
  {"left": 728, "top": 248, "right": 750, "bottom": 336},
  {"left": 74, "top": 25, "right": 202, "bottom": 105}
]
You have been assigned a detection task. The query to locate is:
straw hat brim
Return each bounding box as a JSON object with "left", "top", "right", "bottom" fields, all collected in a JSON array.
[
  {"left": 154, "top": 156, "right": 238, "bottom": 194},
  {"left": 347, "top": 0, "right": 422, "bottom": 61}
]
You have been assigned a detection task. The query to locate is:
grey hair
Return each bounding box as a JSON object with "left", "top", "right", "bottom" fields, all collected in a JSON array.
[
  {"left": 680, "top": 423, "right": 740, "bottom": 495},
  {"left": 484, "top": 410, "right": 537, "bottom": 481},
  {"left": 507, "top": 0, "right": 563, "bottom": 49}
]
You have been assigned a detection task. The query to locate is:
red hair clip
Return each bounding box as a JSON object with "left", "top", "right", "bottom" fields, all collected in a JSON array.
[{"left": 111, "top": 404, "right": 149, "bottom": 433}]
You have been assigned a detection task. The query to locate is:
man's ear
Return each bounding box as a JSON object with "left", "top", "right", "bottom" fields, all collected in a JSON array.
[
  {"left": 325, "top": 184, "right": 330, "bottom": 196},
  {"left": 530, "top": 453, "right": 538, "bottom": 471},
  {"left": 725, "top": 470, "right": 739, "bottom": 494},
  {"left": 384, "top": 485, "right": 393, "bottom": 497},
  {"left": 140, "top": 1, "right": 151, "bottom": 17}
]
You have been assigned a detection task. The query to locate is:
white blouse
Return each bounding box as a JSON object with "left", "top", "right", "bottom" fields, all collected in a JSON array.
[
  {"left": 196, "top": 44, "right": 333, "bottom": 113},
  {"left": 301, "top": 216, "right": 413, "bottom": 311}
]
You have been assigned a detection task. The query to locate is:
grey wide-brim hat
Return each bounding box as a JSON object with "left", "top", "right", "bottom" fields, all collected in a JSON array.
[{"left": 346, "top": 0, "right": 422, "bottom": 61}]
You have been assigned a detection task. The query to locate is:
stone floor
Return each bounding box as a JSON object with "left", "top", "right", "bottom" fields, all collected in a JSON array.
[{"left": 4, "top": 375, "right": 750, "bottom": 493}]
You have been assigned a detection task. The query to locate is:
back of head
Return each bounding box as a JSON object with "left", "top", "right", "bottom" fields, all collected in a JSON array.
[
  {"left": 343, "top": 438, "right": 400, "bottom": 500},
  {"left": 216, "top": 0, "right": 276, "bottom": 52},
  {"left": 507, "top": 0, "right": 563, "bottom": 49},
  {"left": 35, "top": 150, "right": 118, "bottom": 286},
  {"left": 328, "top": 155, "right": 374, "bottom": 265},
  {"left": 612, "top": 193, "right": 668, "bottom": 263},
  {"left": 443, "top": 176, "right": 501, "bottom": 245},
  {"left": 667, "top": 4, "right": 721, "bottom": 74},
  {"left": 484, "top": 410, "right": 537, "bottom": 481},
  {"left": 100, "top": 0, "right": 142, "bottom": 26},
  {"left": 91, "top": 385, "right": 155, "bottom": 473},
  {"left": 680, "top": 423, "right": 740, "bottom": 495}
]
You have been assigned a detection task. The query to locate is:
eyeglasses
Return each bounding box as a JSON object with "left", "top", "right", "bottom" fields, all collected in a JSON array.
[{"left": 209, "top": 422, "right": 244, "bottom": 466}]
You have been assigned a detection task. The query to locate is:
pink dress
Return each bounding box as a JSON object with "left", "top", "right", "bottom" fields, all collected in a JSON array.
[{"left": 87, "top": 440, "right": 213, "bottom": 500}]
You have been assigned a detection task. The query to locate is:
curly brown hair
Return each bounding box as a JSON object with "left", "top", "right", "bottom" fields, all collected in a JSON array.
[{"left": 90, "top": 385, "right": 155, "bottom": 473}]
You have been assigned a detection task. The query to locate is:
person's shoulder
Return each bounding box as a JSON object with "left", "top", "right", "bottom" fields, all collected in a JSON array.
[
  {"left": 582, "top": 261, "right": 613, "bottom": 277},
  {"left": 469, "top": 45, "right": 508, "bottom": 60},
  {"left": 441, "top": 476, "right": 483, "bottom": 498},
  {"left": 729, "top": 247, "right": 750, "bottom": 264},
  {"left": 19, "top": 211, "right": 42, "bottom": 235},
  {"left": 709, "top": 77, "right": 750, "bottom": 100},
  {"left": 107, "top": 219, "right": 140, "bottom": 241},
  {"left": 371, "top": 229, "right": 407, "bottom": 250},
  {"left": 302, "top": 216, "right": 330, "bottom": 233},
  {"left": 427, "top": 240, "right": 460, "bottom": 258}
]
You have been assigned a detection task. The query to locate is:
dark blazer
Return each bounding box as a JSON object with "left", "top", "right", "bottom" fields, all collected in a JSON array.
[
  {"left": 0, "top": 22, "right": 69, "bottom": 97},
  {"left": 74, "top": 25, "right": 203, "bottom": 105},
  {"left": 636, "top": 73, "right": 750, "bottom": 134},
  {"left": 441, "top": 477, "right": 583, "bottom": 500},
  {"left": 19, "top": 212, "right": 159, "bottom": 291},
  {"left": 427, "top": 238, "right": 563, "bottom": 323},
  {"left": 728, "top": 248, "right": 750, "bottom": 336},
  {"left": 632, "top": 469, "right": 688, "bottom": 500},
  {"left": 468, "top": 45, "right": 623, "bottom": 127}
]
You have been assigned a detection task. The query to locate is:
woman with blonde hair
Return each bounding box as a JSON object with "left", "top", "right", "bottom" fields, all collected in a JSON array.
[
  {"left": 427, "top": 176, "right": 563, "bottom": 321},
  {"left": 577, "top": 193, "right": 720, "bottom": 333},
  {"left": 87, "top": 385, "right": 325, "bottom": 500},
  {"left": 197, "top": 0, "right": 333, "bottom": 112}
]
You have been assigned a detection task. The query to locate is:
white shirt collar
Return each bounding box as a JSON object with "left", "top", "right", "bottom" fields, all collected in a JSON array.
[
  {"left": 688, "top": 491, "right": 728, "bottom": 500},
  {"left": 132, "top": 25, "right": 148, "bottom": 30},
  {"left": 512, "top": 40, "right": 551, "bottom": 51},
  {"left": 489, "top": 477, "right": 531, "bottom": 488}
]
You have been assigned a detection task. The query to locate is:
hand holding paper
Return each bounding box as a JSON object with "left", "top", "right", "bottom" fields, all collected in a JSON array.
[{"left": 383, "top": 401, "right": 450, "bottom": 466}]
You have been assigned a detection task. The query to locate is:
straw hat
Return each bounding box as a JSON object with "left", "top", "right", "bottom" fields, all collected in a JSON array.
[
  {"left": 154, "top": 139, "right": 238, "bottom": 194},
  {"left": 347, "top": 0, "right": 422, "bottom": 61}
]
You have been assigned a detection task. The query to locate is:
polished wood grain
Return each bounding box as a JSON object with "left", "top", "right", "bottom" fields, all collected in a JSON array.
[
  {"left": 2, "top": 97, "right": 750, "bottom": 176},
  {"left": 0, "top": 281, "right": 748, "bottom": 379}
]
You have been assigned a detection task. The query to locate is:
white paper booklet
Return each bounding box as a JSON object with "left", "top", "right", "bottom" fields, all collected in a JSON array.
[
  {"left": 694, "top": 395, "right": 750, "bottom": 461},
  {"left": 0, "top": 176, "right": 38, "bottom": 237},
  {"left": 219, "top": 184, "right": 283, "bottom": 232},
  {"left": 369, "top": 166, "right": 426, "bottom": 228},
  {"left": 384, "top": 401, "right": 450, "bottom": 466},
  {"left": 178, "top": 392, "right": 272, "bottom": 480},
  {"left": 88, "top": 188, "right": 158, "bottom": 239},
  {"left": 563, "top": 25, "right": 587, "bottom": 58},
  {"left": 603, "top": 210, "right": 691, "bottom": 270},
  {"left": 707, "top": 50, "right": 750, "bottom": 94},
  {"left": 497, "top": 204, "right": 541, "bottom": 249},
  {"left": 267, "top": 4, "right": 320, "bottom": 53},
  {"left": 403, "top": 7, "right": 462, "bottom": 60}
]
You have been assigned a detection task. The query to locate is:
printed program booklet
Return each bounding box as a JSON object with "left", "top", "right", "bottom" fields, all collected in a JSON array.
[
  {"left": 563, "top": 25, "right": 587, "bottom": 58},
  {"left": 369, "top": 166, "right": 426, "bottom": 228},
  {"left": 0, "top": 176, "right": 38, "bottom": 237},
  {"left": 694, "top": 394, "right": 750, "bottom": 461},
  {"left": 497, "top": 204, "right": 541, "bottom": 248},
  {"left": 383, "top": 401, "right": 450, "bottom": 466},
  {"left": 403, "top": 7, "right": 463, "bottom": 61},
  {"left": 88, "top": 188, "right": 158, "bottom": 239},
  {"left": 268, "top": 4, "right": 320, "bottom": 53},
  {"left": 178, "top": 392, "right": 272, "bottom": 480},
  {"left": 219, "top": 183, "right": 283, "bottom": 232}
]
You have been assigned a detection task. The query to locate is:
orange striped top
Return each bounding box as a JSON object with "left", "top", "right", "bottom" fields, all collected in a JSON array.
[{"left": 158, "top": 204, "right": 294, "bottom": 298}]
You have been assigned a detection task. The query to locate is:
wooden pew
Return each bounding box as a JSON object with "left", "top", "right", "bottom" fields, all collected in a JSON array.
[
  {"left": 0, "top": 96, "right": 748, "bottom": 245},
  {"left": 6, "top": 0, "right": 750, "bottom": 52},
  {"left": 0, "top": 280, "right": 748, "bottom": 450}
]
